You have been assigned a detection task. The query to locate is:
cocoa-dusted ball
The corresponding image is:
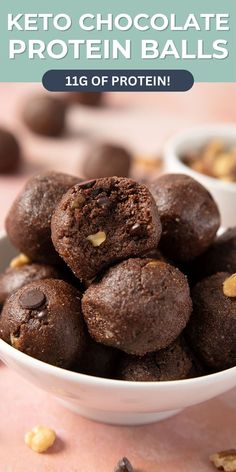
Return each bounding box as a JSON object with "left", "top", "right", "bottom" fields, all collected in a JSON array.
[
  {"left": 82, "top": 143, "right": 132, "bottom": 179},
  {"left": 0, "top": 263, "right": 60, "bottom": 305},
  {"left": 82, "top": 259, "right": 192, "bottom": 356},
  {"left": 22, "top": 95, "right": 67, "bottom": 136},
  {"left": 0, "top": 128, "right": 21, "bottom": 174},
  {"left": 51, "top": 177, "right": 162, "bottom": 282},
  {"left": 116, "top": 338, "right": 200, "bottom": 382},
  {"left": 187, "top": 272, "right": 236, "bottom": 370},
  {"left": 6, "top": 172, "right": 80, "bottom": 265},
  {"left": 149, "top": 174, "right": 220, "bottom": 262},
  {"left": 0, "top": 279, "right": 86, "bottom": 368}
]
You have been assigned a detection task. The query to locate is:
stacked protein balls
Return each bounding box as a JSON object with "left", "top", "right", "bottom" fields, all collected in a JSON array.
[{"left": 1, "top": 171, "right": 235, "bottom": 381}]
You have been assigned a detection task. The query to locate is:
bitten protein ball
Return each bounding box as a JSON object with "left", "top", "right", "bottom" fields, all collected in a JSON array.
[
  {"left": 6, "top": 172, "right": 80, "bottom": 265},
  {"left": 0, "top": 127, "right": 21, "bottom": 174},
  {"left": 51, "top": 177, "right": 162, "bottom": 282},
  {"left": 187, "top": 272, "right": 236, "bottom": 370},
  {"left": 0, "top": 263, "right": 60, "bottom": 306},
  {"left": 116, "top": 338, "right": 199, "bottom": 382},
  {"left": 149, "top": 173, "right": 220, "bottom": 262},
  {"left": 82, "top": 259, "right": 192, "bottom": 356},
  {"left": 82, "top": 143, "right": 132, "bottom": 179},
  {"left": 0, "top": 279, "right": 86, "bottom": 368},
  {"left": 22, "top": 95, "right": 67, "bottom": 136}
]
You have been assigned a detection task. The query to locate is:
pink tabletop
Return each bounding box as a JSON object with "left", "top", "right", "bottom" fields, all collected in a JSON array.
[{"left": 0, "top": 84, "right": 236, "bottom": 471}]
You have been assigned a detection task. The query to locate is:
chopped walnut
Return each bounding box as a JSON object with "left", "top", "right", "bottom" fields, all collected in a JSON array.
[
  {"left": 210, "top": 449, "right": 236, "bottom": 471},
  {"left": 87, "top": 231, "right": 106, "bottom": 247},
  {"left": 10, "top": 253, "right": 31, "bottom": 269},
  {"left": 223, "top": 274, "right": 236, "bottom": 298},
  {"left": 25, "top": 425, "right": 56, "bottom": 453},
  {"left": 182, "top": 139, "right": 236, "bottom": 183}
]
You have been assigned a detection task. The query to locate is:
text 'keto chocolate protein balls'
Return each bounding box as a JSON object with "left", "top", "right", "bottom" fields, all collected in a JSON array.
[
  {"left": 6, "top": 172, "right": 80, "bottom": 265},
  {"left": 149, "top": 173, "right": 220, "bottom": 262},
  {"left": 51, "top": 177, "right": 162, "bottom": 282},
  {"left": 82, "top": 259, "right": 192, "bottom": 355},
  {"left": 0, "top": 279, "right": 86, "bottom": 368}
]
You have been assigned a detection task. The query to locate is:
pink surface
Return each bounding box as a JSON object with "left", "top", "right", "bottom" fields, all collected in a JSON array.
[
  {"left": 0, "top": 84, "right": 236, "bottom": 471},
  {"left": 0, "top": 363, "right": 236, "bottom": 472}
]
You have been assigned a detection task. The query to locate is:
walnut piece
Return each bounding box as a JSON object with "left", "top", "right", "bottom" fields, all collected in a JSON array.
[
  {"left": 210, "top": 450, "right": 236, "bottom": 471},
  {"left": 87, "top": 231, "right": 106, "bottom": 247},
  {"left": 146, "top": 261, "right": 159, "bottom": 267},
  {"left": 223, "top": 274, "right": 236, "bottom": 297},
  {"left": 10, "top": 333, "right": 20, "bottom": 349},
  {"left": 10, "top": 253, "right": 30, "bottom": 269},
  {"left": 25, "top": 425, "right": 56, "bottom": 453}
]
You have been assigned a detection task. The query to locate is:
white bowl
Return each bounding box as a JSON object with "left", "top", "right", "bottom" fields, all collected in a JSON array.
[
  {"left": 164, "top": 123, "right": 236, "bottom": 228},
  {"left": 0, "top": 234, "right": 236, "bottom": 426}
]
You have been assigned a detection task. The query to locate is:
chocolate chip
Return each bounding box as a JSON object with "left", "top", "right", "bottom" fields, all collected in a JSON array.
[
  {"left": 78, "top": 179, "right": 96, "bottom": 189},
  {"left": 114, "top": 457, "right": 134, "bottom": 472},
  {"left": 19, "top": 289, "right": 46, "bottom": 310},
  {"left": 129, "top": 222, "right": 146, "bottom": 238},
  {"left": 97, "top": 196, "right": 111, "bottom": 210}
]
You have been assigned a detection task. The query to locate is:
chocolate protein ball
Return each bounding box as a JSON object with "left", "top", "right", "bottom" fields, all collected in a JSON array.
[
  {"left": 187, "top": 272, "right": 236, "bottom": 370},
  {"left": 22, "top": 95, "right": 67, "bottom": 136},
  {"left": 149, "top": 173, "right": 220, "bottom": 262},
  {"left": 6, "top": 172, "right": 80, "bottom": 265},
  {"left": 82, "top": 258, "right": 192, "bottom": 356},
  {"left": 0, "top": 127, "right": 21, "bottom": 174},
  {"left": 0, "top": 263, "right": 60, "bottom": 306},
  {"left": 51, "top": 177, "right": 162, "bottom": 282},
  {"left": 75, "top": 338, "right": 118, "bottom": 378},
  {"left": 0, "top": 279, "right": 85, "bottom": 368},
  {"left": 194, "top": 227, "right": 236, "bottom": 281},
  {"left": 82, "top": 143, "right": 132, "bottom": 179},
  {"left": 117, "top": 338, "right": 199, "bottom": 382},
  {"left": 67, "top": 92, "right": 103, "bottom": 107}
]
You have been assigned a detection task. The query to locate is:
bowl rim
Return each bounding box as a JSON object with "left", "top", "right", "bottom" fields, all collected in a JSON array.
[
  {"left": 164, "top": 122, "right": 236, "bottom": 192},
  {"left": 1, "top": 337, "right": 236, "bottom": 390},
  {"left": 1, "top": 226, "right": 236, "bottom": 389}
]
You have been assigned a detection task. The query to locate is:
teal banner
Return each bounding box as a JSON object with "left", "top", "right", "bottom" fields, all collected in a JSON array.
[{"left": 0, "top": 0, "right": 235, "bottom": 83}]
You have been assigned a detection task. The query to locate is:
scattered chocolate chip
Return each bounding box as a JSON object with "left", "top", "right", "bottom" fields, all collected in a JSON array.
[
  {"left": 97, "top": 196, "right": 111, "bottom": 210},
  {"left": 114, "top": 457, "right": 134, "bottom": 472},
  {"left": 72, "top": 195, "right": 86, "bottom": 209},
  {"left": 19, "top": 289, "right": 46, "bottom": 310},
  {"left": 129, "top": 222, "right": 146, "bottom": 238},
  {"left": 79, "top": 179, "right": 96, "bottom": 189}
]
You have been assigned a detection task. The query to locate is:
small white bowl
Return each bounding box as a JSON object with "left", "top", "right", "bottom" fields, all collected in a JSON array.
[
  {"left": 0, "top": 234, "right": 236, "bottom": 426},
  {"left": 164, "top": 123, "right": 236, "bottom": 228}
]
